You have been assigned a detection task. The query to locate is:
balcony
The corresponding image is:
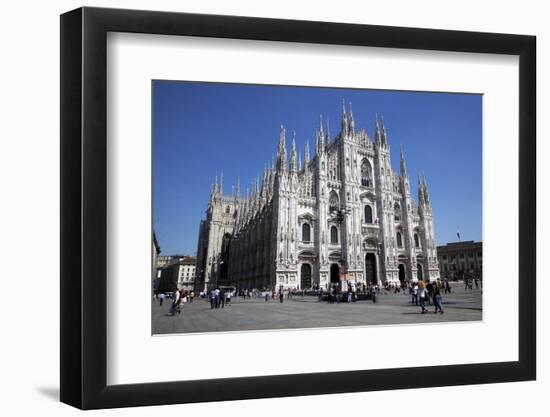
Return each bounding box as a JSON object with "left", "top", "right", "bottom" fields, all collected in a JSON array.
[{"left": 361, "top": 222, "right": 380, "bottom": 239}]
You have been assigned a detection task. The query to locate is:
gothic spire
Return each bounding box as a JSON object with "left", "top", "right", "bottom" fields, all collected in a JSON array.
[
  {"left": 262, "top": 166, "right": 267, "bottom": 197},
  {"left": 326, "top": 117, "right": 331, "bottom": 146},
  {"left": 277, "top": 124, "right": 287, "bottom": 174},
  {"left": 423, "top": 174, "right": 430, "bottom": 205},
  {"left": 235, "top": 176, "right": 240, "bottom": 198},
  {"left": 214, "top": 173, "right": 219, "bottom": 195},
  {"left": 400, "top": 145, "right": 407, "bottom": 177},
  {"left": 304, "top": 140, "right": 310, "bottom": 165},
  {"left": 381, "top": 115, "right": 387, "bottom": 145},
  {"left": 418, "top": 173, "right": 425, "bottom": 205},
  {"left": 316, "top": 115, "right": 325, "bottom": 155},
  {"left": 348, "top": 101, "right": 355, "bottom": 134},
  {"left": 219, "top": 172, "right": 223, "bottom": 195},
  {"left": 290, "top": 130, "right": 298, "bottom": 174},
  {"left": 374, "top": 113, "right": 381, "bottom": 144},
  {"left": 341, "top": 99, "right": 348, "bottom": 137}
]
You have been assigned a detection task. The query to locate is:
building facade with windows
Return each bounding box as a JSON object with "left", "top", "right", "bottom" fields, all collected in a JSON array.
[
  {"left": 195, "top": 102, "right": 440, "bottom": 292},
  {"left": 437, "top": 241, "right": 482, "bottom": 281},
  {"left": 156, "top": 255, "right": 197, "bottom": 293},
  {"left": 177, "top": 256, "right": 197, "bottom": 291}
]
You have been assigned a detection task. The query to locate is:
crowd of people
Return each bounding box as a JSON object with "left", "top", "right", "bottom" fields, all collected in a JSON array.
[{"left": 155, "top": 276, "right": 479, "bottom": 316}]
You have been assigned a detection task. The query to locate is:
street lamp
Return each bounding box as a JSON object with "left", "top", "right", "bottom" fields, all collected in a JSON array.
[{"left": 329, "top": 206, "right": 352, "bottom": 224}]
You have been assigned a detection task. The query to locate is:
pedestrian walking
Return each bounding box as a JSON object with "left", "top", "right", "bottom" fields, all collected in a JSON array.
[
  {"left": 279, "top": 288, "right": 284, "bottom": 303},
  {"left": 418, "top": 280, "right": 427, "bottom": 313},
  {"left": 412, "top": 283, "right": 418, "bottom": 305},
  {"left": 433, "top": 280, "right": 444, "bottom": 314},
  {"left": 371, "top": 284, "right": 378, "bottom": 303},
  {"left": 210, "top": 288, "right": 216, "bottom": 309},
  {"left": 426, "top": 281, "right": 434, "bottom": 305},
  {"left": 159, "top": 292, "right": 165, "bottom": 307},
  {"left": 214, "top": 288, "right": 220, "bottom": 308},
  {"left": 169, "top": 289, "right": 181, "bottom": 316},
  {"left": 219, "top": 288, "right": 226, "bottom": 308}
]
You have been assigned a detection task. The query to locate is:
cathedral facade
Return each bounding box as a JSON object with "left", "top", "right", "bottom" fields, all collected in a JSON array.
[{"left": 195, "top": 102, "right": 440, "bottom": 292}]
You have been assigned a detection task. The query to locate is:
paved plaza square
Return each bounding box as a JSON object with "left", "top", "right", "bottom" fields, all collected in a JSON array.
[{"left": 152, "top": 284, "right": 482, "bottom": 335}]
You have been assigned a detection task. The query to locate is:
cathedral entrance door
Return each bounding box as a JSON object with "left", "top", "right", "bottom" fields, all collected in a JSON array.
[
  {"left": 398, "top": 264, "right": 406, "bottom": 283},
  {"left": 300, "top": 264, "right": 312, "bottom": 290},
  {"left": 365, "top": 253, "right": 377, "bottom": 285},
  {"left": 330, "top": 264, "right": 340, "bottom": 284},
  {"left": 417, "top": 263, "right": 424, "bottom": 281}
]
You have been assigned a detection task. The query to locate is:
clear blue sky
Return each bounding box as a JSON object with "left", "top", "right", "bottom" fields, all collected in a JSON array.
[{"left": 153, "top": 81, "right": 482, "bottom": 255}]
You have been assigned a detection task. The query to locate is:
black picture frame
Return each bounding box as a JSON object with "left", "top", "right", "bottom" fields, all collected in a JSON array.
[{"left": 60, "top": 6, "right": 536, "bottom": 410}]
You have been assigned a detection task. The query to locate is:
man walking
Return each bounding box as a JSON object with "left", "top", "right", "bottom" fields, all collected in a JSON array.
[
  {"left": 215, "top": 287, "right": 220, "bottom": 308},
  {"left": 219, "top": 288, "right": 226, "bottom": 308},
  {"left": 210, "top": 288, "right": 216, "bottom": 309},
  {"left": 412, "top": 283, "right": 418, "bottom": 305},
  {"left": 433, "top": 280, "right": 444, "bottom": 314},
  {"left": 169, "top": 289, "right": 181, "bottom": 316}
]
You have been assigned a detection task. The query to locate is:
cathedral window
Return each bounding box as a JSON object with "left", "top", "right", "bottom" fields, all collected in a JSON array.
[
  {"left": 396, "top": 232, "right": 403, "bottom": 248},
  {"left": 329, "top": 191, "right": 339, "bottom": 213},
  {"left": 361, "top": 158, "right": 373, "bottom": 187},
  {"left": 330, "top": 226, "right": 338, "bottom": 244},
  {"left": 302, "top": 223, "right": 311, "bottom": 242},
  {"left": 226, "top": 206, "right": 230, "bottom": 214},
  {"left": 364, "top": 205, "right": 373, "bottom": 224},
  {"left": 394, "top": 202, "right": 401, "bottom": 222},
  {"left": 414, "top": 233, "right": 420, "bottom": 248}
]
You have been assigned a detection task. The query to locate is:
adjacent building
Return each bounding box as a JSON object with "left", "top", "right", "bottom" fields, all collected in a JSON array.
[
  {"left": 177, "top": 256, "right": 197, "bottom": 291},
  {"left": 437, "top": 240, "right": 482, "bottom": 280},
  {"left": 195, "top": 102, "right": 440, "bottom": 292},
  {"left": 156, "top": 254, "right": 183, "bottom": 269},
  {"left": 155, "top": 255, "right": 197, "bottom": 293}
]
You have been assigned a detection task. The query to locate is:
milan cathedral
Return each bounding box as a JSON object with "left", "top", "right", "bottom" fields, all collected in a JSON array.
[{"left": 195, "top": 101, "right": 440, "bottom": 292}]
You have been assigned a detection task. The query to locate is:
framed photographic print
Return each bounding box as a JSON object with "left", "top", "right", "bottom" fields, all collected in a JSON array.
[{"left": 60, "top": 6, "right": 536, "bottom": 410}]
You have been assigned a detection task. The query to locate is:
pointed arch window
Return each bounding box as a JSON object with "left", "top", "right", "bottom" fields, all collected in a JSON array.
[
  {"left": 397, "top": 232, "right": 403, "bottom": 248},
  {"left": 329, "top": 191, "right": 339, "bottom": 213},
  {"left": 414, "top": 233, "right": 420, "bottom": 248},
  {"left": 302, "top": 223, "right": 311, "bottom": 242},
  {"left": 361, "top": 158, "right": 373, "bottom": 187},
  {"left": 394, "top": 202, "right": 401, "bottom": 222},
  {"left": 330, "top": 226, "right": 338, "bottom": 244},
  {"left": 364, "top": 205, "right": 373, "bottom": 224}
]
